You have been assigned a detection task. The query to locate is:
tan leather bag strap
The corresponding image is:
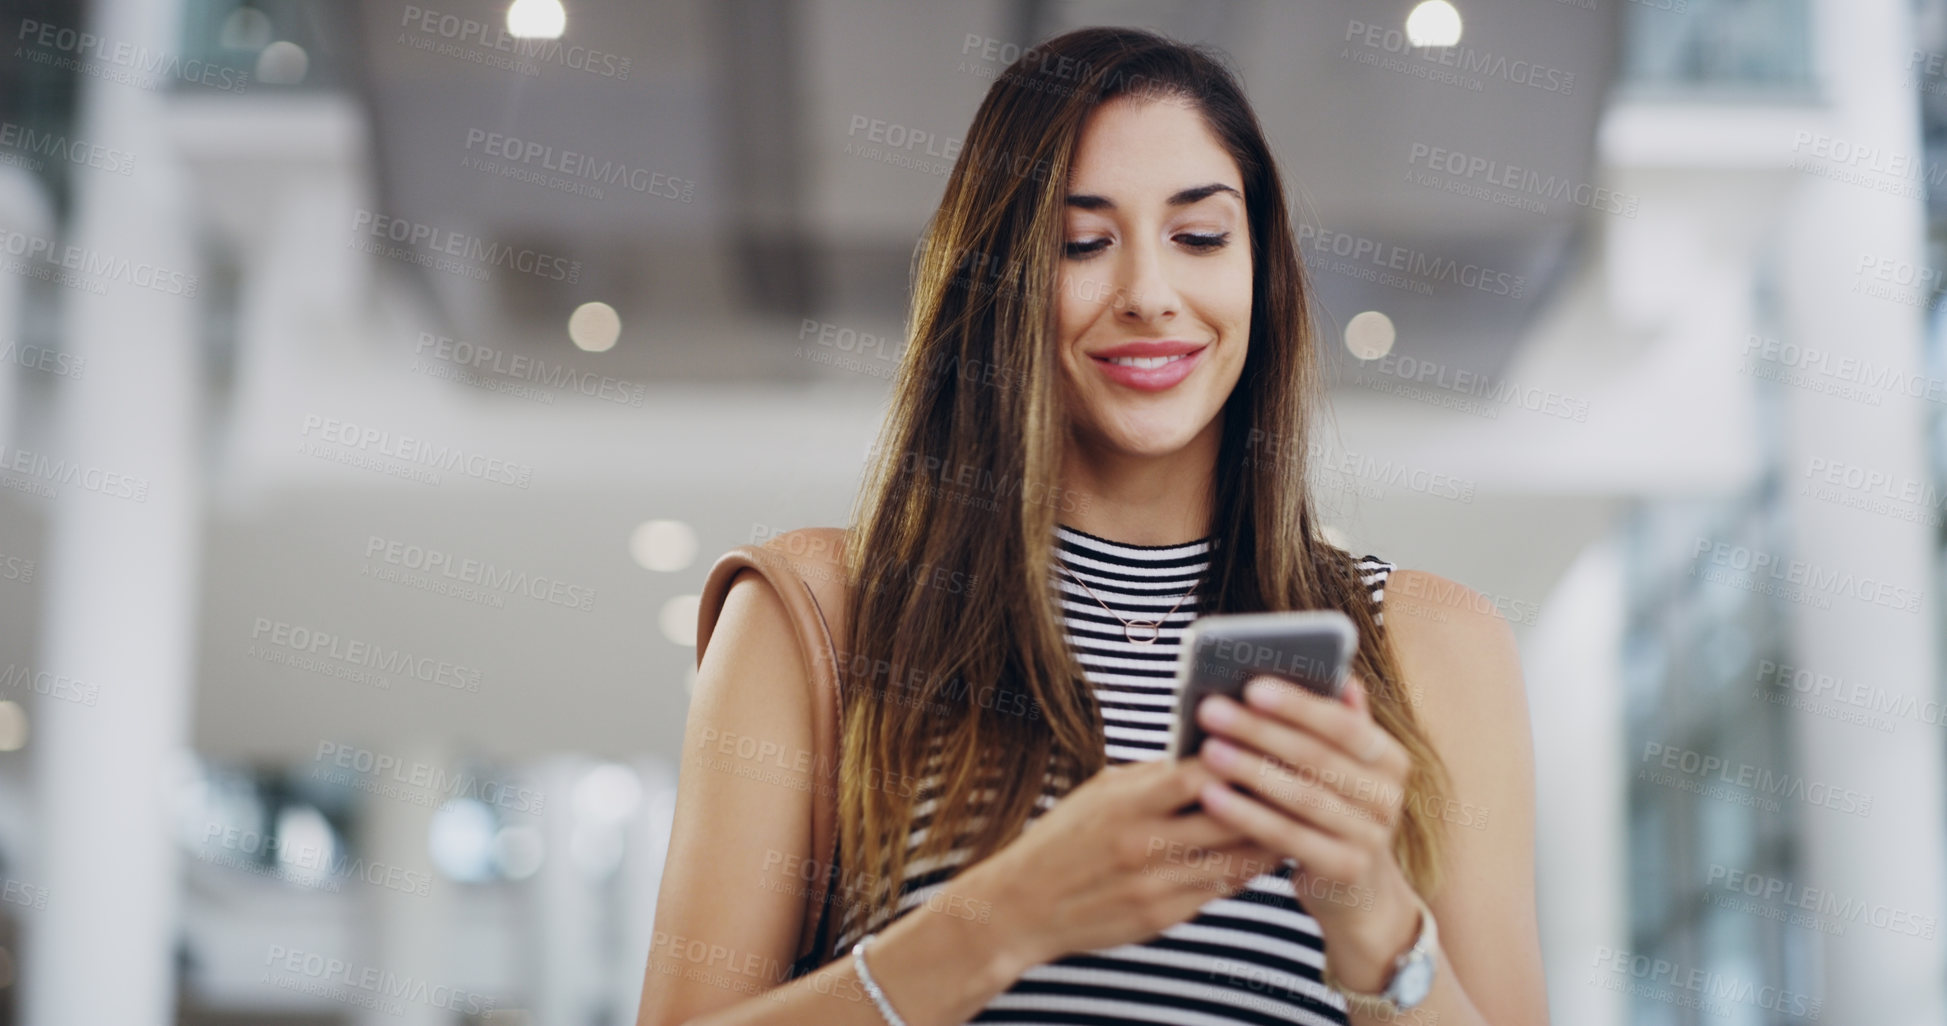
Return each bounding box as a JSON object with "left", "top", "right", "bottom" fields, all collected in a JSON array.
[{"left": 694, "top": 527, "right": 849, "bottom": 973}]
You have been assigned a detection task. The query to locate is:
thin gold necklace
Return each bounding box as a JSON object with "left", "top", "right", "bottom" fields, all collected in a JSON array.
[{"left": 1055, "top": 557, "right": 1197, "bottom": 645}]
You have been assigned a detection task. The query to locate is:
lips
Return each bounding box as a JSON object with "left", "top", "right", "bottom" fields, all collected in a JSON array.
[{"left": 1088, "top": 340, "right": 1209, "bottom": 392}]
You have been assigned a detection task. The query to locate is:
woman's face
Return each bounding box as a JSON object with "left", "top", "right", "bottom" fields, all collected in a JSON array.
[{"left": 1056, "top": 95, "right": 1252, "bottom": 460}]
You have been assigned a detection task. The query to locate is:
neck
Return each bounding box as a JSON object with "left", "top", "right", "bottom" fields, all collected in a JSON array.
[{"left": 1057, "top": 417, "right": 1220, "bottom": 546}]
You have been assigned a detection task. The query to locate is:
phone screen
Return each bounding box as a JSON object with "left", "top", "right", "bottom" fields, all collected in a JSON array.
[{"left": 1167, "top": 611, "right": 1358, "bottom": 759}]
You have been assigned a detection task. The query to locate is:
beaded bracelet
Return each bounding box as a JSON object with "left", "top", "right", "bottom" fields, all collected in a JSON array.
[{"left": 851, "top": 933, "right": 910, "bottom": 1026}]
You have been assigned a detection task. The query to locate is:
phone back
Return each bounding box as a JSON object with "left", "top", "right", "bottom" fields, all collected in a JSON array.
[{"left": 1167, "top": 611, "right": 1358, "bottom": 758}]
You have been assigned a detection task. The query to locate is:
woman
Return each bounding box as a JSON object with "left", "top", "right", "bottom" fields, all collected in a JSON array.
[{"left": 639, "top": 26, "right": 1547, "bottom": 1026}]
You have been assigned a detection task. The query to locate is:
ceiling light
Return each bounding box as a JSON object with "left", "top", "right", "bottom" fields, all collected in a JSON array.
[
  {"left": 507, "top": 0, "right": 566, "bottom": 40},
  {"left": 1406, "top": 1, "right": 1463, "bottom": 47},
  {"left": 1344, "top": 311, "right": 1397, "bottom": 360},
  {"left": 569, "top": 300, "right": 621, "bottom": 352},
  {"left": 629, "top": 520, "right": 698, "bottom": 572}
]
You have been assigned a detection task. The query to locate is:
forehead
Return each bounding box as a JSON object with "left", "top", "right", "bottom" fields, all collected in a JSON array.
[{"left": 1066, "top": 96, "right": 1242, "bottom": 200}]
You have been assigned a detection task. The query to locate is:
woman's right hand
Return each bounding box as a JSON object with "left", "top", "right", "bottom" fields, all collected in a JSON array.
[{"left": 950, "top": 757, "right": 1283, "bottom": 968}]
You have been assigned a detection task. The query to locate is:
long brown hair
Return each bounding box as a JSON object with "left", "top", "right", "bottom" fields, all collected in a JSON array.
[{"left": 830, "top": 25, "right": 1453, "bottom": 954}]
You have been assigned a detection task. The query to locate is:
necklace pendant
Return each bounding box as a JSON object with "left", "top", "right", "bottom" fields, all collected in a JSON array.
[{"left": 1124, "top": 619, "right": 1162, "bottom": 645}]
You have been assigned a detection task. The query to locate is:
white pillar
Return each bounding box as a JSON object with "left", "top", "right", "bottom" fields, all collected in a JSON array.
[
  {"left": 528, "top": 756, "right": 602, "bottom": 1026},
  {"left": 356, "top": 740, "right": 458, "bottom": 1026},
  {"left": 21, "top": 0, "right": 201, "bottom": 1023},
  {"left": 1525, "top": 539, "right": 1627, "bottom": 1026},
  {"left": 1776, "top": 2, "right": 1947, "bottom": 1022},
  {"left": 0, "top": 167, "right": 51, "bottom": 441},
  {"left": 616, "top": 756, "right": 679, "bottom": 1024}
]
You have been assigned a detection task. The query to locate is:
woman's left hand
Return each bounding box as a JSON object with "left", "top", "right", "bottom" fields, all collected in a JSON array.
[{"left": 1191, "top": 672, "right": 1424, "bottom": 993}]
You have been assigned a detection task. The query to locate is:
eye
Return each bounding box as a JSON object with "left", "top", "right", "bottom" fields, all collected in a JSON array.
[
  {"left": 1064, "top": 237, "right": 1110, "bottom": 259},
  {"left": 1177, "top": 231, "right": 1231, "bottom": 252}
]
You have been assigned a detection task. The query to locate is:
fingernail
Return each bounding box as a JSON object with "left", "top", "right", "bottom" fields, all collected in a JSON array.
[
  {"left": 1199, "top": 694, "right": 1237, "bottom": 726},
  {"left": 1245, "top": 677, "right": 1282, "bottom": 707},
  {"left": 1202, "top": 737, "right": 1237, "bottom": 767}
]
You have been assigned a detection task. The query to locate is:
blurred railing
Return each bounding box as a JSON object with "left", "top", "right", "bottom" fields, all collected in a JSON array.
[{"left": 1616, "top": 0, "right": 1816, "bottom": 99}]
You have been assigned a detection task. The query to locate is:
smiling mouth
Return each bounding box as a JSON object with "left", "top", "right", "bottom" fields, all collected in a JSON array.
[{"left": 1098, "top": 353, "right": 1196, "bottom": 369}]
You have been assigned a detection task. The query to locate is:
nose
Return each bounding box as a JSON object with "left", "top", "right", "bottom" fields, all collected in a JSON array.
[{"left": 1113, "top": 238, "right": 1180, "bottom": 324}]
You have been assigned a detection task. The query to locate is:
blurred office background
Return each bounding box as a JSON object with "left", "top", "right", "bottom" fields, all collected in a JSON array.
[{"left": 0, "top": 0, "right": 1942, "bottom": 1023}]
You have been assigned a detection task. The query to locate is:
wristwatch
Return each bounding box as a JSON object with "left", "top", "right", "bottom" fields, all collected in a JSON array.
[{"left": 1322, "top": 892, "right": 1439, "bottom": 1015}]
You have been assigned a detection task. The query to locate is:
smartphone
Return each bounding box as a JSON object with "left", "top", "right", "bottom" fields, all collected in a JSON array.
[{"left": 1166, "top": 611, "right": 1359, "bottom": 759}]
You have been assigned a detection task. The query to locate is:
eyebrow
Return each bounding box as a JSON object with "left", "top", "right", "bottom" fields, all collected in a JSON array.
[{"left": 1065, "top": 182, "right": 1242, "bottom": 210}]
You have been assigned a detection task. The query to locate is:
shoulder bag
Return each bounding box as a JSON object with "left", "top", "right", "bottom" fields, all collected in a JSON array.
[{"left": 693, "top": 526, "right": 850, "bottom": 978}]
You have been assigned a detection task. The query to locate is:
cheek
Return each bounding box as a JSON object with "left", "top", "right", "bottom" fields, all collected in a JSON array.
[
  {"left": 1056, "top": 267, "right": 1110, "bottom": 347},
  {"left": 1217, "top": 254, "right": 1253, "bottom": 333}
]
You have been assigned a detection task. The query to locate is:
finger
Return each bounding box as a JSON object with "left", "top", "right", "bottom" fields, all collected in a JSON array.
[
  {"left": 1343, "top": 671, "right": 1370, "bottom": 714},
  {"left": 1145, "top": 839, "right": 1285, "bottom": 899},
  {"left": 1203, "top": 738, "right": 1395, "bottom": 847},
  {"left": 1198, "top": 780, "right": 1374, "bottom": 885},
  {"left": 1139, "top": 807, "right": 1260, "bottom": 855},
  {"left": 1124, "top": 755, "right": 1227, "bottom": 815},
  {"left": 1239, "top": 675, "right": 1409, "bottom": 774},
  {"left": 1198, "top": 695, "right": 1403, "bottom": 809}
]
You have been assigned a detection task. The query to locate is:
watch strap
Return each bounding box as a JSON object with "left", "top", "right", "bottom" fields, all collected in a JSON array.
[{"left": 1322, "top": 891, "right": 1439, "bottom": 1014}]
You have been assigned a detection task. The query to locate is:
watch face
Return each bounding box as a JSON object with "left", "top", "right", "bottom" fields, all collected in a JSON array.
[{"left": 1389, "top": 953, "right": 1435, "bottom": 1008}]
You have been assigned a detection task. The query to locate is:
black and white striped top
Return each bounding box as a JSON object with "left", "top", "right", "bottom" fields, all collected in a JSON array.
[{"left": 832, "top": 523, "right": 1397, "bottom": 1025}]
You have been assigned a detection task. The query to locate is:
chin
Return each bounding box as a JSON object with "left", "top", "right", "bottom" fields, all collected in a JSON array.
[{"left": 1093, "top": 408, "right": 1209, "bottom": 456}]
